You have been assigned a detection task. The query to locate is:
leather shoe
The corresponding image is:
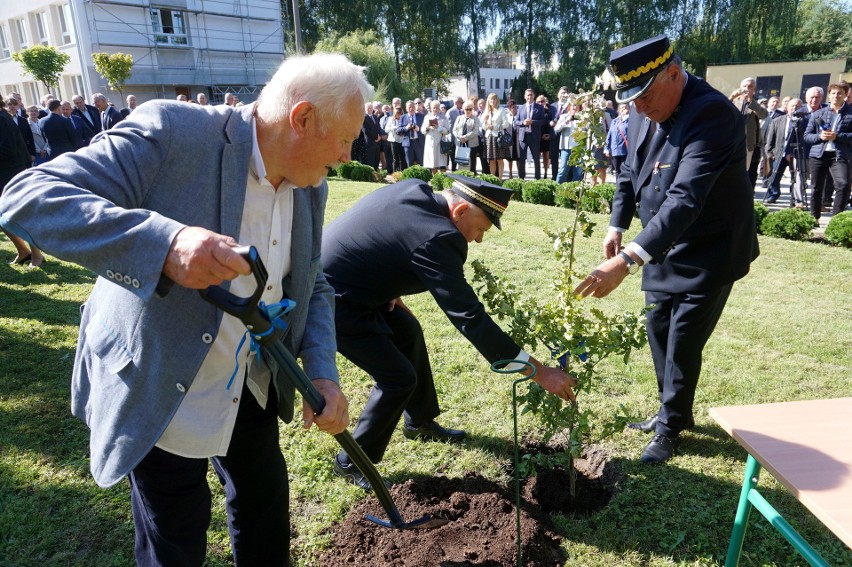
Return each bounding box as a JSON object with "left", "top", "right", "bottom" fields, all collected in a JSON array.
[
  {"left": 402, "top": 420, "right": 466, "bottom": 443},
  {"left": 641, "top": 434, "right": 678, "bottom": 464},
  {"left": 332, "top": 455, "right": 390, "bottom": 492},
  {"left": 627, "top": 415, "right": 658, "bottom": 433}
]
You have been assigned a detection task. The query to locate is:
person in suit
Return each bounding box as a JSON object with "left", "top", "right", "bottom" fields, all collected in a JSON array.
[
  {"left": 764, "top": 98, "right": 807, "bottom": 206},
  {"left": 729, "top": 77, "right": 768, "bottom": 189},
  {"left": 0, "top": 97, "right": 42, "bottom": 267},
  {"left": 38, "top": 99, "right": 81, "bottom": 160},
  {"left": 5, "top": 96, "right": 35, "bottom": 165},
  {"left": 760, "top": 96, "right": 785, "bottom": 187},
  {"left": 446, "top": 97, "right": 465, "bottom": 171},
  {"left": 0, "top": 53, "right": 371, "bottom": 565},
  {"left": 92, "top": 93, "right": 123, "bottom": 131},
  {"left": 10, "top": 92, "right": 27, "bottom": 119},
  {"left": 804, "top": 82, "right": 851, "bottom": 219},
  {"left": 398, "top": 100, "right": 425, "bottom": 167},
  {"left": 120, "top": 94, "right": 137, "bottom": 118},
  {"left": 71, "top": 94, "right": 101, "bottom": 145},
  {"left": 573, "top": 35, "right": 759, "bottom": 464},
  {"left": 360, "top": 102, "right": 382, "bottom": 169},
  {"left": 514, "top": 88, "right": 545, "bottom": 179},
  {"left": 604, "top": 103, "right": 630, "bottom": 177},
  {"left": 548, "top": 87, "right": 570, "bottom": 179},
  {"left": 322, "top": 175, "right": 577, "bottom": 489},
  {"left": 60, "top": 100, "right": 87, "bottom": 149}
]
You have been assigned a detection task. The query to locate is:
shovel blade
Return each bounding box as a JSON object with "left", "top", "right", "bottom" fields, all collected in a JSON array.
[{"left": 365, "top": 514, "right": 449, "bottom": 530}]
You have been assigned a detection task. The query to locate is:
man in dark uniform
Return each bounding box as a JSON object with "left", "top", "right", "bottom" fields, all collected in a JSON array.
[
  {"left": 323, "top": 175, "right": 577, "bottom": 489},
  {"left": 573, "top": 36, "right": 759, "bottom": 464}
]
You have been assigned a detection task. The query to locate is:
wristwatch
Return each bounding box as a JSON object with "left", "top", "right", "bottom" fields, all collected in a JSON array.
[{"left": 618, "top": 251, "right": 640, "bottom": 275}]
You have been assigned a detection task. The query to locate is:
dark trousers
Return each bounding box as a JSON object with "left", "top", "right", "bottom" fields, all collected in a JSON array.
[
  {"left": 550, "top": 137, "right": 560, "bottom": 179},
  {"left": 468, "top": 145, "right": 484, "bottom": 174},
  {"left": 747, "top": 147, "right": 761, "bottom": 188},
  {"left": 390, "top": 142, "right": 407, "bottom": 172},
  {"left": 336, "top": 304, "right": 440, "bottom": 463},
  {"left": 129, "top": 380, "right": 289, "bottom": 567},
  {"left": 517, "top": 139, "right": 541, "bottom": 179},
  {"left": 645, "top": 284, "right": 733, "bottom": 437},
  {"left": 809, "top": 154, "right": 849, "bottom": 218},
  {"left": 611, "top": 155, "right": 626, "bottom": 177},
  {"left": 478, "top": 137, "right": 490, "bottom": 175},
  {"left": 404, "top": 139, "right": 424, "bottom": 167}
]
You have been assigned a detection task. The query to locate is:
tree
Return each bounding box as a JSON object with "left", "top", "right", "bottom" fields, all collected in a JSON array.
[
  {"left": 92, "top": 52, "right": 134, "bottom": 97},
  {"left": 11, "top": 45, "right": 70, "bottom": 94}
]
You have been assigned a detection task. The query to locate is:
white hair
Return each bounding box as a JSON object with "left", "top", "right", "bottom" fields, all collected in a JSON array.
[
  {"left": 91, "top": 93, "right": 107, "bottom": 104},
  {"left": 806, "top": 86, "right": 824, "bottom": 98},
  {"left": 256, "top": 53, "right": 374, "bottom": 133}
]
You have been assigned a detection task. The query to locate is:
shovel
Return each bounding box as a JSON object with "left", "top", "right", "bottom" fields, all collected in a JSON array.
[{"left": 199, "top": 245, "right": 448, "bottom": 530}]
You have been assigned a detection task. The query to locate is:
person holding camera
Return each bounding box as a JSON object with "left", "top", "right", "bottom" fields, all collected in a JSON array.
[{"left": 764, "top": 98, "right": 807, "bottom": 206}]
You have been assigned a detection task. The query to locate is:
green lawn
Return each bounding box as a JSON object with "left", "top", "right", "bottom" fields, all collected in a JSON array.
[{"left": 1, "top": 180, "right": 850, "bottom": 566}]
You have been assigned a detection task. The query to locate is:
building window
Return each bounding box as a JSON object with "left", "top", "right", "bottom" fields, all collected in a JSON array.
[
  {"left": 71, "top": 75, "right": 84, "bottom": 97},
  {"left": 58, "top": 4, "right": 74, "bottom": 45},
  {"left": 0, "top": 25, "right": 10, "bottom": 58},
  {"left": 36, "top": 12, "right": 49, "bottom": 46},
  {"left": 504, "top": 78, "right": 509, "bottom": 89},
  {"left": 151, "top": 8, "right": 188, "bottom": 46},
  {"left": 479, "top": 78, "right": 484, "bottom": 88},
  {"left": 15, "top": 19, "right": 29, "bottom": 49}
]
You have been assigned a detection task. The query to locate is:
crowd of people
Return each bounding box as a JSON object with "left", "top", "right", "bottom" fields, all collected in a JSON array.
[
  {"left": 350, "top": 89, "right": 630, "bottom": 184},
  {"left": 733, "top": 77, "right": 852, "bottom": 219}
]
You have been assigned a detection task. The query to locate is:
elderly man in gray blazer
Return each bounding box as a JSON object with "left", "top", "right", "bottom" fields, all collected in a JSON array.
[{"left": 0, "top": 53, "right": 373, "bottom": 566}]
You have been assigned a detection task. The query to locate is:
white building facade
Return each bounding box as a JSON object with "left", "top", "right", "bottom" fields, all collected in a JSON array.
[{"left": 0, "top": 0, "right": 285, "bottom": 107}]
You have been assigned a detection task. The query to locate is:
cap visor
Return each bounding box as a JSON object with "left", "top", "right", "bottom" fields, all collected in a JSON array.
[{"left": 615, "top": 74, "right": 657, "bottom": 104}]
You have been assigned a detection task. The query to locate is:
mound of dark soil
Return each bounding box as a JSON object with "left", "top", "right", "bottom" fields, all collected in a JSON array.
[{"left": 319, "top": 446, "right": 621, "bottom": 566}]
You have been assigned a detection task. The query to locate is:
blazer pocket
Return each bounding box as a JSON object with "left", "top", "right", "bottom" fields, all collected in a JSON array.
[{"left": 86, "top": 321, "right": 134, "bottom": 375}]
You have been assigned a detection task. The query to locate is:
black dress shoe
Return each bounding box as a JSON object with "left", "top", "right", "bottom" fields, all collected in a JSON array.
[
  {"left": 641, "top": 434, "right": 678, "bottom": 464},
  {"left": 402, "top": 420, "right": 466, "bottom": 443},
  {"left": 627, "top": 415, "right": 658, "bottom": 433},
  {"left": 332, "top": 455, "right": 390, "bottom": 492}
]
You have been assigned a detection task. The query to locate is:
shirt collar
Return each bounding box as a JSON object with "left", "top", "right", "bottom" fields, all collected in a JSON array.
[{"left": 249, "top": 104, "right": 296, "bottom": 191}]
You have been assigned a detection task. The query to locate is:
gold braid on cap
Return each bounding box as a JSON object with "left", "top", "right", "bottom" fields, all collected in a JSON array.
[
  {"left": 617, "top": 44, "right": 674, "bottom": 83},
  {"left": 451, "top": 181, "right": 507, "bottom": 214}
]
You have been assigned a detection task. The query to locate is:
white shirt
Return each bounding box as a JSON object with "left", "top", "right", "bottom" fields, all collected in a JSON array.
[{"left": 156, "top": 108, "right": 295, "bottom": 458}]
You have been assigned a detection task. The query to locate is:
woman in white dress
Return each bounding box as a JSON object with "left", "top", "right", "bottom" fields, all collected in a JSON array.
[{"left": 422, "top": 100, "right": 449, "bottom": 173}]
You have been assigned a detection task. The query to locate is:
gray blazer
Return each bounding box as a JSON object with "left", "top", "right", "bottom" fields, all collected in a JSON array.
[{"left": 0, "top": 101, "right": 339, "bottom": 487}]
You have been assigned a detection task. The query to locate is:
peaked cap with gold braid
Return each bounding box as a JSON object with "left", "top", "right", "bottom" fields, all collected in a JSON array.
[
  {"left": 609, "top": 35, "right": 675, "bottom": 103},
  {"left": 446, "top": 174, "right": 515, "bottom": 229}
]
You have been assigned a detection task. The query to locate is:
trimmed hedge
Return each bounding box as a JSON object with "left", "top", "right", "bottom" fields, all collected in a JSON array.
[
  {"left": 431, "top": 172, "right": 453, "bottom": 190},
  {"left": 753, "top": 201, "right": 770, "bottom": 234},
  {"left": 400, "top": 165, "right": 433, "bottom": 183},
  {"left": 825, "top": 211, "right": 852, "bottom": 248},
  {"left": 760, "top": 208, "right": 817, "bottom": 240},
  {"left": 336, "top": 160, "right": 375, "bottom": 182},
  {"left": 522, "top": 180, "right": 557, "bottom": 206},
  {"left": 477, "top": 174, "right": 503, "bottom": 186},
  {"left": 503, "top": 178, "right": 525, "bottom": 201}
]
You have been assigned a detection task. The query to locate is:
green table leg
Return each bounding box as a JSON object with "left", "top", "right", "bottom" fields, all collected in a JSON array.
[{"left": 725, "top": 454, "right": 760, "bottom": 567}]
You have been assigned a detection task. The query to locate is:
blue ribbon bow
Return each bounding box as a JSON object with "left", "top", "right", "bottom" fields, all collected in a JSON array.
[{"left": 225, "top": 299, "right": 296, "bottom": 390}]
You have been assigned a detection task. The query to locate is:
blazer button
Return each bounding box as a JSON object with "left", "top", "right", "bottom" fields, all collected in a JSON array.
[
  {"left": 123, "top": 275, "right": 132, "bottom": 285},
  {"left": 650, "top": 209, "right": 656, "bottom": 215},
  {"left": 202, "top": 333, "right": 213, "bottom": 344},
  {"left": 106, "top": 269, "right": 115, "bottom": 279},
  {"left": 131, "top": 278, "right": 140, "bottom": 288},
  {"left": 176, "top": 383, "right": 187, "bottom": 393},
  {"left": 637, "top": 203, "right": 641, "bottom": 209},
  {"left": 655, "top": 186, "right": 661, "bottom": 192}
]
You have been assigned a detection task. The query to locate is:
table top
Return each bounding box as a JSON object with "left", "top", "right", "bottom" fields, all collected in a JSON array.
[{"left": 709, "top": 397, "right": 852, "bottom": 548}]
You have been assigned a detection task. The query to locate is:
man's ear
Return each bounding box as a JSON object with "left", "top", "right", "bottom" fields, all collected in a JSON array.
[
  {"left": 289, "top": 101, "right": 314, "bottom": 136},
  {"left": 450, "top": 200, "right": 470, "bottom": 222}
]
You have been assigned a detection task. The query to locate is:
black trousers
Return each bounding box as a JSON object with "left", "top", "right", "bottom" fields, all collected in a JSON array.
[
  {"left": 129, "top": 380, "right": 289, "bottom": 566},
  {"left": 809, "top": 154, "right": 849, "bottom": 218},
  {"left": 390, "top": 142, "right": 407, "bottom": 172},
  {"left": 336, "top": 304, "right": 441, "bottom": 463},
  {"left": 645, "top": 284, "right": 733, "bottom": 437}
]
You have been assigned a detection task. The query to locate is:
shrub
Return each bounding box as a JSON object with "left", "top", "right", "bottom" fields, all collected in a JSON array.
[
  {"left": 455, "top": 169, "right": 477, "bottom": 178},
  {"left": 753, "top": 201, "right": 770, "bottom": 234},
  {"left": 400, "top": 165, "right": 433, "bottom": 183},
  {"left": 825, "top": 211, "right": 852, "bottom": 248},
  {"left": 348, "top": 162, "right": 376, "bottom": 182},
  {"left": 337, "top": 162, "right": 356, "bottom": 179},
  {"left": 431, "top": 172, "right": 453, "bottom": 191},
  {"left": 374, "top": 168, "right": 389, "bottom": 182},
  {"left": 390, "top": 170, "right": 404, "bottom": 183},
  {"left": 521, "top": 180, "right": 556, "bottom": 206},
  {"left": 595, "top": 183, "right": 616, "bottom": 209},
  {"left": 502, "top": 178, "right": 525, "bottom": 201},
  {"left": 477, "top": 173, "right": 502, "bottom": 186},
  {"left": 555, "top": 181, "right": 582, "bottom": 209},
  {"left": 760, "top": 208, "right": 817, "bottom": 240}
]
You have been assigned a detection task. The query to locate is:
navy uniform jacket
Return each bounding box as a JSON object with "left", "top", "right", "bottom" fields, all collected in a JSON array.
[
  {"left": 322, "top": 180, "right": 520, "bottom": 364},
  {"left": 611, "top": 74, "right": 759, "bottom": 294}
]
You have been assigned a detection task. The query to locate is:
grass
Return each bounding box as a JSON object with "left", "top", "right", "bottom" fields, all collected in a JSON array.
[{"left": 1, "top": 179, "right": 851, "bottom": 566}]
